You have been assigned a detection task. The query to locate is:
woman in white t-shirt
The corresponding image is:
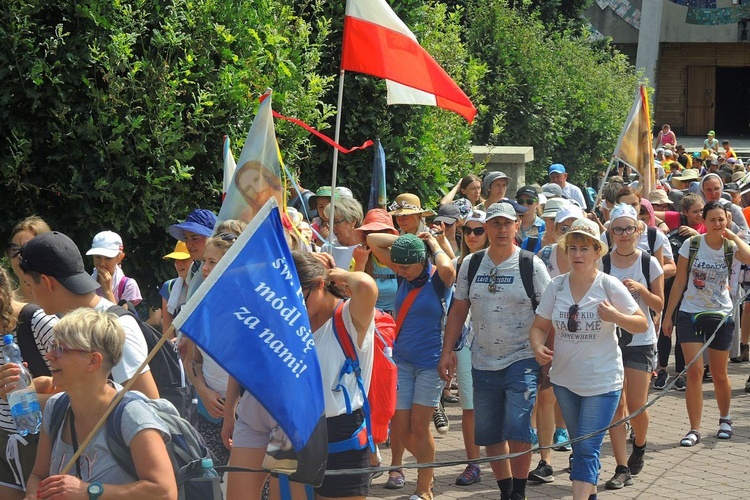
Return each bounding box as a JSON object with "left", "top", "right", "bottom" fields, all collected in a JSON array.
[
  {"left": 530, "top": 218, "right": 647, "bottom": 500},
  {"left": 604, "top": 204, "right": 664, "bottom": 489},
  {"left": 662, "top": 201, "right": 750, "bottom": 447}
]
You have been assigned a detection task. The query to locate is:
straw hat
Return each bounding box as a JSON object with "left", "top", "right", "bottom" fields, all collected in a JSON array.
[
  {"left": 387, "top": 193, "right": 435, "bottom": 216},
  {"left": 558, "top": 218, "right": 608, "bottom": 256}
]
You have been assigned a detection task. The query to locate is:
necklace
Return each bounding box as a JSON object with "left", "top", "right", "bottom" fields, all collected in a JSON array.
[{"left": 615, "top": 249, "right": 636, "bottom": 257}]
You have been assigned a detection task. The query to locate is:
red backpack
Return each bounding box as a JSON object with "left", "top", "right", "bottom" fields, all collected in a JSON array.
[{"left": 330, "top": 301, "right": 397, "bottom": 452}]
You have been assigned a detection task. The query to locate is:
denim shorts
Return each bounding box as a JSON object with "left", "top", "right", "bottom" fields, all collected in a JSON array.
[
  {"left": 553, "top": 385, "right": 621, "bottom": 485},
  {"left": 472, "top": 357, "right": 539, "bottom": 445},
  {"left": 455, "top": 346, "right": 474, "bottom": 410},
  {"left": 396, "top": 358, "right": 445, "bottom": 410},
  {"left": 676, "top": 311, "right": 734, "bottom": 351},
  {"left": 621, "top": 344, "right": 657, "bottom": 373}
]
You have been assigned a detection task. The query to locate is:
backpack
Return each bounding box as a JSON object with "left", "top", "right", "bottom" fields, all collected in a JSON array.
[
  {"left": 329, "top": 301, "right": 397, "bottom": 452},
  {"left": 602, "top": 252, "right": 652, "bottom": 287},
  {"left": 466, "top": 249, "right": 539, "bottom": 311},
  {"left": 49, "top": 392, "right": 218, "bottom": 500},
  {"left": 687, "top": 235, "right": 734, "bottom": 273},
  {"left": 107, "top": 305, "right": 190, "bottom": 416},
  {"left": 16, "top": 304, "right": 51, "bottom": 378}
]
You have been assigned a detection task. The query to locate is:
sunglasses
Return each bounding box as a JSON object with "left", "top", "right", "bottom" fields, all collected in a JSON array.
[
  {"left": 612, "top": 225, "right": 637, "bottom": 236},
  {"left": 516, "top": 198, "right": 537, "bottom": 205},
  {"left": 47, "top": 340, "right": 89, "bottom": 358},
  {"left": 567, "top": 304, "right": 579, "bottom": 333},
  {"left": 6, "top": 243, "right": 21, "bottom": 259},
  {"left": 216, "top": 232, "right": 238, "bottom": 242},
  {"left": 462, "top": 226, "right": 486, "bottom": 236},
  {"left": 559, "top": 225, "right": 571, "bottom": 234}
]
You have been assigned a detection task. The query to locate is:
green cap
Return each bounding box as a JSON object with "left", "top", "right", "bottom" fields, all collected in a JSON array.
[{"left": 390, "top": 234, "right": 427, "bottom": 264}]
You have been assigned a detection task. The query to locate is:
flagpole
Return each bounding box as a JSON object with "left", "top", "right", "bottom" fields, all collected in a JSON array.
[
  {"left": 327, "top": 69, "right": 346, "bottom": 250},
  {"left": 593, "top": 156, "right": 618, "bottom": 212}
]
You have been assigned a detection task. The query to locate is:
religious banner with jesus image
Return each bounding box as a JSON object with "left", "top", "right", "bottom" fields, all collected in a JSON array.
[{"left": 173, "top": 198, "right": 327, "bottom": 486}]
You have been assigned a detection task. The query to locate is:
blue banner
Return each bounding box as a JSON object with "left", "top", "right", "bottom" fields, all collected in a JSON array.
[{"left": 173, "top": 200, "right": 327, "bottom": 483}]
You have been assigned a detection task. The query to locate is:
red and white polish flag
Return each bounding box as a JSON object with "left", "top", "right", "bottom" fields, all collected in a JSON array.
[{"left": 341, "top": 0, "right": 477, "bottom": 123}]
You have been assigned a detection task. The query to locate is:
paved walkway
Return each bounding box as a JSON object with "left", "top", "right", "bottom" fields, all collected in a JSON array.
[{"left": 371, "top": 358, "right": 750, "bottom": 499}]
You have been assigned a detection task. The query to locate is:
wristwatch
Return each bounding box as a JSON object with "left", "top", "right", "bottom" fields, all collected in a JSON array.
[{"left": 87, "top": 481, "right": 103, "bottom": 499}]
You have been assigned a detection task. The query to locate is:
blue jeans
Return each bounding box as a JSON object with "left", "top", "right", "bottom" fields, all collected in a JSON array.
[
  {"left": 473, "top": 358, "right": 539, "bottom": 445},
  {"left": 552, "top": 385, "right": 621, "bottom": 485}
]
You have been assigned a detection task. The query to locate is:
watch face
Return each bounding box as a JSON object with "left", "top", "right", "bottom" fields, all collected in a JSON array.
[{"left": 88, "top": 482, "right": 103, "bottom": 495}]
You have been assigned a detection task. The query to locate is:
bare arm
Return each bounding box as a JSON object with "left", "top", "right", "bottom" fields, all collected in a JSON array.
[
  {"left": 437, "top": 299, "right": 470, "bottom": 382},
  {"left": 328, "top": 268, "right": 378, "bottom": 348},
  {"left": 221, "top": 376, "right": 242, "bottom": 449},
  {"left": 184, "top": 339, "right": 224, "bottom": 419},
  {"left": 161, "top": 297, "right": 175, "bottom": 337},
  {"left": 726, "top": 228, "right": 750, "bottom": 265},
  {"left": 366, "top": 233, "right": 399, "bottom": 270},
  {"left": 440, "top": 179, "right": 462, "bottom": 206},
  {"left": 419, "top": 232, "right": 455, "bottom": 287},
  {"left": 530, "top": 316, "right": 554, "bottom": 366}
]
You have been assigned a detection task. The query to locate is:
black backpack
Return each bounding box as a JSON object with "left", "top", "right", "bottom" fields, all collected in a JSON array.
[
  {"left": 108, "top": 306, "right": 189, "bottom": 415},
  {"left": 465, "top": 249, "right": 539, "bottom": 311},
  {"left": 16, "top": 304, "right": 51, "bottom": 378}
]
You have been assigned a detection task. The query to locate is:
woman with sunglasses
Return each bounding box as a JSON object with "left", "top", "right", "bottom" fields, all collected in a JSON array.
[
  {"left": 516, "top": 186, "right": 545, "bottom": 241},
  {"left": 7, "top": 217, "right": 52, "bottom": 302},
  {"left": 662, "top": 201, "right": 750, "bottom": 447},
  {"left": 0, "top": 267, "right": 58, "bottom": 500},
  {"left": 603, "top": 204, "right": 664, "bottom": 490},
  {"left": 529, "top": 218, "right": 647, "bottom": 500},
  {"left": 449, "top": 210, "right": 488, "bottom": 486},
  {"left": 26, "top": 308, "right": 176, "bottom": 500}
]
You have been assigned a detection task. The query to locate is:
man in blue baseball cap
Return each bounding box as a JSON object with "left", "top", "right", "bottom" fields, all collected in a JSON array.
[
  {"left": 169, "top": 208, "right": 217, "bottom": 292},
  {"left": 548, "top": 164, "right": 587, "bottom": 209}
]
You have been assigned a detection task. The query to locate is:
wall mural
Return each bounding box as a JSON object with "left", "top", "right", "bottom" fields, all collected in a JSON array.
[{"left": 596, "top": 0, "right": 750, "bottom": 27}]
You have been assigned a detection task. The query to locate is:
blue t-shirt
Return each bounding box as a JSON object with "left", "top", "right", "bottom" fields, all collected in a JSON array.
[
  {"left": 393, "top": 264, "right": 445, "bottom": 368},
  {"left": 371, "top": 259, "right": 397, "bottom": 312}
]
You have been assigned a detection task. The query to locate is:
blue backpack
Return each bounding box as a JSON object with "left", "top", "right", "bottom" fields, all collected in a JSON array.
[{"left": 49, "top": 392, "right": 219, "bottom": 499}]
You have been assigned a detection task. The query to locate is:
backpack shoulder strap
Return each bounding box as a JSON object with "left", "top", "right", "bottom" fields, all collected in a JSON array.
[
  {"left": 688, "top": 235, "right": 701, "bottom": 270},
  {"left": 647, "top": 226, "right": 657, "bottom": 254},
  {"left": 105, "top": 393, "right": 141, "bottom": 479},
  {"left": 466, "top": 250, "right": 486, "bottom": 296},
  {"left": 724, "top": 239, "right": 734, "bottom": 271},
  {"left": 16, "top": 304, "right": 49, "bottom": 377},
  {"left": 394, "top": 267, "right": 435, "bottom": 336},
  {"left": 640, "top": 251, "right": 651, "bottom": 286},
  {"left": 519, "top": 250, "right": 538, "bottom": 312},
  {"left": 331, "top": 300, "right": 356, "bottom": 364},
  {"left": 602, "top": 253, "right": 611, "bottom": 275},
  {"left": 540, "top": 245, "right": 553, "bottom": 267},
  {"left": 117, "top": 276, "right": 129, "bottom": 300},
  {"left": 48, "top": 393, "right": 71, "bottom": 443}
]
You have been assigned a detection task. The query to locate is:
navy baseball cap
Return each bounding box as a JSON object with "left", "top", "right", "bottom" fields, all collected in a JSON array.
[
  {"left": 168, "top": 209, "right": 217, "bottom": 241},
  {"left": 19, "top": 232, "right": 100, "bottom": 295}
]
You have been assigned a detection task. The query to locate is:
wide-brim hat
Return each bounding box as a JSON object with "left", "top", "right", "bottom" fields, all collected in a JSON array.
[
  {"left": 541, "top": 198, "right": 569, "bottom": 219},
  {"left": 169, "top": 209, "right": 217, "bottom": 241},
  {"left": 388, "top": 193, "right": 435, "bottom": 216},
  {"left": 672, "top": 169, "right": 700, "bottom": 181},
  {"left": 558, "top": 218, "right": 608, "bottom": 257},
  {"left": 354, "top": 208, "right": 399, "bottom": 243},
  {"left": 647, "top": 189, "right": 671, "bottom": 206}
]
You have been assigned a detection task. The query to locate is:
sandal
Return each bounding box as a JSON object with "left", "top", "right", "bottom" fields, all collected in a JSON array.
[
  {"left": 408, "top": 492, "right": 433, "bottom": 500},
  {"left": 680, "top": 430, "right": 701, "bottom": 447},
  {"left": 717, "top": 418, "right": 733, "bottom": 439},
  {"left": 384, "top": 468, "right": 405, "bottom": 489}
]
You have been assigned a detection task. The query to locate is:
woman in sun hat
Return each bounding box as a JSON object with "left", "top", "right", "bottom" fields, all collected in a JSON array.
[
  {"left": 388, "top": 193, "right": 435, "bottom": 235},
  {"left": 477, "top": 171, "right": 511, "bottom": 210},
  {"left": 530, "top": 218, "right": 647, "bottom": 500}
]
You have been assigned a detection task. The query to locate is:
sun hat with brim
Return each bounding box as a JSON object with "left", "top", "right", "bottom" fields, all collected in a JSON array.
[
  {"left": 733, "top": 171, "right": 748, "bottom": 183},
  {"left": 452, "top": 198, "right": 473, "bottom": 219},
  {"left": 388, "top": 193, "right": 435, "bottom": 216},
  {"left": 559, "top": 219, "right": 608, "bottom": 257},
  {"left": 541, "top": 183, "right": 568, "bottom": 199},
  {"left": 724, "top": 182, "right": 740, "bottom": 194},
  {"left": 354, "top": 208, "right": 399, "bottom": 243},
  {"left": 672, "top": 169, "right": 700, "bottom": 181},
  {"left": 541, "top": 198, "right": 569, "bottom": 219},
  {"left": 168, "top": 209, "right": 217, "bottom": 241},
  {"left": 647, "top": 189, "right": 672, "bottom": 206},
  {"left": 433, "top": 204, "right": 461, "bottom": 225},
  {"left": 390, "top": 233, "right": 427, "bottom": 264},
  {"left": 163, "top": 241, "right": 191, "bottom": 260},
  {"left": 610, "top": 203, "right": 638, "bottom": 223},
  {"left": 20, "top": 232, "right": 101, "bottom": 295},
  {"left": 485, "top": 202, "right": 519, "bottom": 222},
  {"left": 464, "top": 210, "right": 486, "bottom": 225},
  {"left": 86, "top": 230, "right": 124, "bottom": 258},
  {"left": 481, "top": 171, "right": 512, "bottom": 197},
  {"left": 554, "top": 205, "right": 584, "bottom": 224}
]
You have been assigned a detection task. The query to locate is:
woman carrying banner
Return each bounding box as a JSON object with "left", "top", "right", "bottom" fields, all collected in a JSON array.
[
  {"left": 367, "top": 232, "right": 455, "bottom": 499},
  {"left": 293, "top": 250, "right": 378, "bottom": 499}
]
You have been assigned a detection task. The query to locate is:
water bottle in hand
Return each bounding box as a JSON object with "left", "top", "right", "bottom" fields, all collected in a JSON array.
[{"left": 2, "top": 334, "right": 42, "bottom": 436}]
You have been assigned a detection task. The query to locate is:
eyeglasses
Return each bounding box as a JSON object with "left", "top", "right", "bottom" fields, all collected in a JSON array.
[
  {"left": 216, "top": 233, "right": 238, "bottom": 242},
  {"left": 559, "top": 225, "right": 571, "bottom": 234},
  {"left": 333, "top": 219, "right": 348, "bottom": 226},
  {"left": 516, "top": 198, "right": 537, "bottom": 205},
  {"left": 303, "top": 288, "right": 313, "bottom": 305},
  {"left": 488, "top": 267, "right": 498, "bottom": 293},
  {"left": 462, "top": 227, "right": 486, "bottom": 236},
  {"left": 611, "top": 225, "right": 637, "bottom": 236},
  {"left": 567, "top": 304, "right": 579, "bottom": 333},
  {"left": 6, "top": 243, "right": 21, "bottom": 259},
  {"left": 47, "top": 340, "right": 90, "bottom": 358}
]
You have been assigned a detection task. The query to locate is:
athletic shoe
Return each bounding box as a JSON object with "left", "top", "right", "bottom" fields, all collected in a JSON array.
[
  {"left": 455, "top": 464, "right": 481, "bottom": 486},
  {"left": 553, "top": 427, "right": 571, "bottom": 451},
  {"left": 433, "top": 404, "right": 449, "bottom": 435},
  {"left": 627, "top": 443, "right": 646, "bottom": 476},
  {"left": 703, "top": 365, "right": 712, "bottom": 382},
  {"left": 527, "top": 459, "right": 554, "bottom": 483},
  {"left": 653, "top": 369, "right": 669, "bottom": 390},
  {"left": 674, "top": 375, "right": 686, "bottom": 391},
  {"left": 605, "top": 465, "right": 633, "bottom": 489}
]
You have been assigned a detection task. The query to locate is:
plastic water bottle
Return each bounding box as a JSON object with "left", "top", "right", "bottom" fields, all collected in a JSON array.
[
  {"left": 2, "top": 334, "right": 42, "bottom": 436},
  {"left": 184, "top": 458, "right": 221, "bottom": 500}
]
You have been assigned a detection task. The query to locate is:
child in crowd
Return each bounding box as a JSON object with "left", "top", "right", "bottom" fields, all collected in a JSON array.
[
  {"left": 86, "top": 230, "right": 142, "bottom": 307},
  {"left": 159, "top": 241, "right": 194, "bottom": 335}
]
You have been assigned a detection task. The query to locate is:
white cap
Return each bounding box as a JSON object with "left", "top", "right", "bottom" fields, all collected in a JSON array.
[
  {"left": 555, "top": 205, "right": 584, "bottom": 224},
  {"left": 86, "top": 231, "right": 123, "bottom": 258}
]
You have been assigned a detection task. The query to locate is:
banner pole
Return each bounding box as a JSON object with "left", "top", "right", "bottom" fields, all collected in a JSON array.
[
  {"left": 593, "top": 156, "right": 618, "bottom": 213},
  {"left": 327, "top": 69, "right": 346, "bottom": 251},
  {"left": 60, "top": 324, "right": 176, "bottom": 475}
]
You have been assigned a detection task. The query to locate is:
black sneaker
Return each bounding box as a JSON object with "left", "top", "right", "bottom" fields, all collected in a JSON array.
[
  {"left": 433, "top": 404, "right": 449, "bottom": 435},
  {"left": 627, "top": 443, "right": 646, "bottom": 476},
  {"left": 674, "top": 375, "right": 686, "bottom": 391},
  {"left": 527, "top": 459, "right": 554, "bottom": 483},
  {"left": 653, "top": 369, "right": 669, "bottom": 389},
  {"left": 703, "top": 365, "right": 712, "bottom": 382},
  {"left": 605, "top": 465, "right": 633, "bottom": 490}
]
